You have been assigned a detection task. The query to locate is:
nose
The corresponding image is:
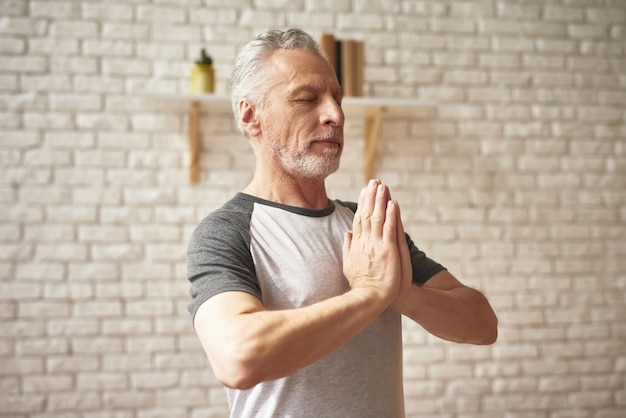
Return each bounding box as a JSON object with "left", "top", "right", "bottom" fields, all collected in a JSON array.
[{"left": 320, "top": 96, "right": 345, "bottom": 127}]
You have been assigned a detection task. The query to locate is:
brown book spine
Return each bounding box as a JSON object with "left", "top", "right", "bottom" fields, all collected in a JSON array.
[
  {"left": 354, "top": 41, "right": 364, "bottom": 97},
  {"left": 341, "top": 39, "right": 355, "bottom": 96},
  {"left": 319, "top": 33, "right": 337, "bottom": 73}
]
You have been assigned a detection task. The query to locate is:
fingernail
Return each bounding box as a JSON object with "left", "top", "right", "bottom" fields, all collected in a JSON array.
[{"left": 368, "top": 179, "right": 376, "bottom": 188}]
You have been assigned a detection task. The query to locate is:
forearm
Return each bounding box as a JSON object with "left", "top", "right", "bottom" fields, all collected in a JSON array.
[
  {"left": 196, "top": 288, "right": 389, "bottom": 389},
  {"left": 398, "top": 282, "right": 498, "bottom": 345}
]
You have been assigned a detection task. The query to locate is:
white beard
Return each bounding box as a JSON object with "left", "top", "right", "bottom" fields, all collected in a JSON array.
[{"left": 274, "top": 143, "right": 342, "bottom": 180}]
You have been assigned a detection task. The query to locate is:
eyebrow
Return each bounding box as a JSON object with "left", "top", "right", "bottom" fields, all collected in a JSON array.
[{"left": 288, "top": 84, "right": 343, "bottom": 98}]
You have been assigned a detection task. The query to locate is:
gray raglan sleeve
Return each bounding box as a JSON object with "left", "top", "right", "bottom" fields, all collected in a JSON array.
[{"left": 186, "top": 212, "right": 261, "bottom": 320}]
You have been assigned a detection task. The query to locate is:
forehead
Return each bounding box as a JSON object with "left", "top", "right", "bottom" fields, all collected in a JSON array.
[{"left": 266, "top": 48, "right": 340, "bottom": 92}]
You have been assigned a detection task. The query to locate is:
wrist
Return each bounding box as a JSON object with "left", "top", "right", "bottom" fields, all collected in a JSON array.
[
  {"left": 392, "top": 282, "right": 421, "bottom": 316},
  {"left": 347, "top": 285, "right": 394, "bottom": 312}
]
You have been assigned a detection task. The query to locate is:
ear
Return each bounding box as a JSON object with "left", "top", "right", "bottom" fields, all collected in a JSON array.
[{"left": 239, "top": 99, "right": 261, "bottom": 138}]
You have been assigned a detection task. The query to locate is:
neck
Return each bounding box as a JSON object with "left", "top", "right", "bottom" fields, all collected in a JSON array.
[{"left": 243, "top": 164, "right": 329, "bottom": 210}]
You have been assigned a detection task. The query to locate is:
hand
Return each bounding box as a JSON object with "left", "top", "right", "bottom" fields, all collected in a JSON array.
[
  {"left": 342, "top": 179, "right": 402, "bottom": 305},
  {"left": 390, "top": 200, "right": 415, "bottom": 313}
]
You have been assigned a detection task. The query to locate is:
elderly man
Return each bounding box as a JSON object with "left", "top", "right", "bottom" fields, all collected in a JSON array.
[{"left": 187, "top": 28, "right": 497, "bottom": 418}]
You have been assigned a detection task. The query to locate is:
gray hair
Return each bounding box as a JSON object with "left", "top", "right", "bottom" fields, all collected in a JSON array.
[{"left": 230, "top": 28, "right": 325, "bottom": 138}]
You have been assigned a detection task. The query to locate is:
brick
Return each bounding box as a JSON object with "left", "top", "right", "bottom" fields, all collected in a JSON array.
[
  {"left": 82, "top": 2, "right": 133, "bottom": 20},
  {"left": 0, "top": 36, "right": 25, "bottom": 53},
  {"left": 30, "top": 1, "right": 80, "bottom": 18},
  {"left": 400, "top": 68, "right": 441, "bottom": 84},
  {"left": 336, "top": 13, "right": 384, "bottom": 30},
  {"left": 49, "top": 20, "right": 98, "bottom": 38},
  {"left": 95, "top": 283, "right": 141, "bottom": 300},
  {"left": 127, "top": 336, "right": 176, "bottom": 352},
  {"left": 22, "top": 374, "right": 73, "bottom": 392},
  {"left": 14, "top": 262, "right": 64, "bottom": 281},
  {"left": 102, "top": 23, "right": 150, "bottom": 40},
  {"left": 568, "top": 56, "right": 610, "bottom": 72},
  {"left": 78, "top": 225, "right": 128, "bottom": 243},
  {"left": 19, "top": 300, "right": 71, "bottom": 317},
  {"left": 27, "top": 38, "right": 79, "bottom": 55},
  {"left": 126, "top": 300, "right": 174, "bottom": 317},
  {"left": 103, "top": 390, "right": 154, "bottom": 409},
  {"left": 137, "top": 5, "right": 187, "bottom": 22},
  {"left": 45, "top": 282, "right": 93, "bottom": 300},
  {"left": 50, "top": 55, "right": 99, "bottom": 74},
  {"left": 72, "top": 336, "right": 124, "bottom": 354},
  {"left": 0, "top": 55, "right": 47, "bottom": 72},
  {"left": 444, "top": 70, "right": 487, "bottom": 85},
  {"left": 129, "top": 225, "right": 180, "bottom": 242},
  {"left": 1, "top": 0, "right": 28, "bottom": 15},
  {"left": 130, "top": 113, "right": 181, "bottom": 131},
  {"left": 102, "top": 58, "right": 152, "bottom": 76},
  {"left": 586, "top": 7, "right": 626, "bottom": 24},
  {"left": 0, "top": 282, "right": 41, "bottom": 299},
  {"left": 155, "top": 318, "right": 191, "bottom": 334},
  {"left": 36, "top": 243, "right": 88, "bottom": 261},
  {"left": 49, "top": 93, "right": 102, "bottom": 111},
  {"left": 496, "top": 3, "right": 540, "bottom": 19},
  {"left": 122, "top": 262, "right": 171, "bottom": 281},
  {"left": 304, "top": 0, "right": 351, "bottom": 12},
  {"left": 429, "top": 363, "right": 473, "bottom": 379},
  {"left": 47, "top": 391, "right": 101, "bottom": 411},
  {"left": 0, "top": 394, "right": 45, "bottom": 414},
  {"left": 568, "top": 24, "right": 609, "bottom": 39},
  {"left": 23, "top": 224, "right": 74, "bottom": 242},
  {"left": 0, "top": 17, "right": 47, "bottom": 36},
  {"left": 533, "top": 71, "right": 574, "bottom": 87},
  {"left": 523, "top": 54, "right": 566, "bottom": 70},
  {"left": 431, "top": 18, "right": 475, "bottom": 33},
  {"left": 0, "top": 73, "right": 18, "bottom": 91},
  {"left": 76, "top": 372, "right": 128, "bottom": 390},
  {"left": 155, "top": 351, "right": 207, "bottom": 369},
  {"left": 536, "top": 38, "right": 578, "bottom": 54},
  {"left": 16, "top": 337, "right": 69, "bottom": 356},
  {"left": 544, "top": 5, "right": 584, "bottom": 22},
  {"left": 132, "top": 371, "right": 179, "bottom": 389}
]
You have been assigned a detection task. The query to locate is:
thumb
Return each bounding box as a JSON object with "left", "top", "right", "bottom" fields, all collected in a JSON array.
[{"left": 342, "top": 230, "right": 353, "bottom": 265}]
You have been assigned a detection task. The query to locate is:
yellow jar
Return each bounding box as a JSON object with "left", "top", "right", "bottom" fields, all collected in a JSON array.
[{"left": 190, "top": 64, "right": 215, "bottom": 93}]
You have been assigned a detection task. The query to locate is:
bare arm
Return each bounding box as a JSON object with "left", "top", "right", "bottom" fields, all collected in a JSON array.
[
  {"left": 194, "top": 287, "right": 388, "bottom": 389},
  {"left": 391, "top": 203, "right": 498, "bottom": 345},
  {"left": 193, "top": 181, "right": 402, "bottom": 389},
  {"left": 393, "top": 270, "right": 498, "bottom": 344}
]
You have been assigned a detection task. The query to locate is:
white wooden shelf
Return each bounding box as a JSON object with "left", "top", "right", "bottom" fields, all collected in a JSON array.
[{"left": 144, "top": 93, "right": 436, "bottom": 184}]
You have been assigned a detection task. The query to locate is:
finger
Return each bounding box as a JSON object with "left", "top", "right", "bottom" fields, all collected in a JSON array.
[
  {"left": 342, "top": 230, "right": 353, "bottom": 270},
  {"left": 354, "top": 180, "right": 378, "bottom": 237},
  {"left": 395, "top": 201, "right": 413, "bottom": 285},
  {"left": 370, "top": 184, "right": 390, "bottom": 239},
  {"left": 382, "top": 199, "right": 398, "bottom": 245},
  {"left": 395, "top": 201, "right": 411, "bottom": 261}
]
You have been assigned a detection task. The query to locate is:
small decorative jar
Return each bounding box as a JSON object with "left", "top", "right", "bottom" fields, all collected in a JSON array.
[{"left": 190, "top": 48, "right": 214, "bottom": 93}]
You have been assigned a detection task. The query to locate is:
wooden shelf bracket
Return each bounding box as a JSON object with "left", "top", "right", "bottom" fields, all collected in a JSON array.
[
  {"left": 363, "top": 106, "right": 387, "bottom": 184},
  {"left": 188, "top": 101, "right": 201, "bottom": 183}
]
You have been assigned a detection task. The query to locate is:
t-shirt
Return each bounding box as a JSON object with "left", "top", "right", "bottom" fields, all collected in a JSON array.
[{"left": 187, "top": 192, "right": 446, "bottom": 417}]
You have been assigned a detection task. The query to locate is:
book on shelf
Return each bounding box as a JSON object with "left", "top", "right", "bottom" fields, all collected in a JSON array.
[{"left": 319, "top": 33, "right": 364, "bottom": 97}]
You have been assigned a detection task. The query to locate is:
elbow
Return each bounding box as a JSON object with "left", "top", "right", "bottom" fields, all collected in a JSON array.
[
  {"left": 481, "top": 324, "right": 498, "bottom": 345},
  {"left": 215, "top": 367, "right": 260, "bottom": 391},
  {"left": 210, "top": 341, "right": 266, "bottom": 390},
  {"left": 477, "top": 311, "right": 499, "bottom": 345}
]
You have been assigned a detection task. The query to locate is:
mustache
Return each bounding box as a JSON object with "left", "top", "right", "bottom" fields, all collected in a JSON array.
[{"left": 312, "top": 128, "right": 343, "bottom": 142}]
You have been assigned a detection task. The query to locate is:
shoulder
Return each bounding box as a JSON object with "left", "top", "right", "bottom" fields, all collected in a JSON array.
[
  {"left": 334, "top": 199, "right": 357, "bottom": 213},
  {"left": 188, "top": 194, "right": 259, "bottom": 259}
]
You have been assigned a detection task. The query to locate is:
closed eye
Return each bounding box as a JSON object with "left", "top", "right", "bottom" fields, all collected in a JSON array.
[{"left": 295, "top": 97, "right": 317, "bottom": 102}]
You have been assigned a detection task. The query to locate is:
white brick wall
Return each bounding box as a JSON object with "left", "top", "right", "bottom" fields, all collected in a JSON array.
[{"left": 1, "top": 0, "right": 625, "bottom": 416}]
